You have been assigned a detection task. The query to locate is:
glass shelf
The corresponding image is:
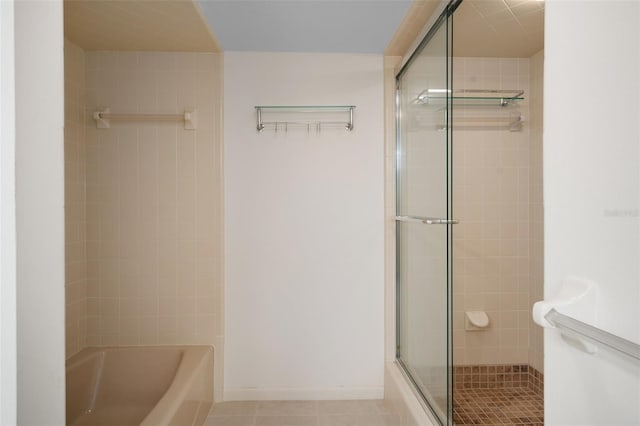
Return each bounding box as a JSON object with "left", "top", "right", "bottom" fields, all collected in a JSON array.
[
  {"left": 416, "top": 89, "right": 524, "bottom": 107},
  {"left": 254, "top": 105, "right": 355, "bottom": 110},
  {"left": 254, "top": 105, "right": 355, "bottom": 131}
]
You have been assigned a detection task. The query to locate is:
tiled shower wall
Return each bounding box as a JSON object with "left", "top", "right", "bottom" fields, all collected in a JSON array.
[
  {"left": 83, "top": 51, "right": 223, "bottom": 351},
  {"left": 528, "top": 50, "right": 544, "bottom": 373},
  {"left": 65, "top": 40, "right": 88, "bottom": 357},
  {"left": 452, "top": 57, "right": 533, "bottom": 365}
]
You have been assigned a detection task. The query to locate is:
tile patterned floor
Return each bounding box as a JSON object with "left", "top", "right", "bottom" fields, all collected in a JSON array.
[
  {"left": 205, "top": 400, "right": 401, "bottom": 426},
  {"left": 206, "top": 390, "right": 543, "bottom": 426},
  {"left": 453, "top": 387, "right": 544, "bottom": 426}
]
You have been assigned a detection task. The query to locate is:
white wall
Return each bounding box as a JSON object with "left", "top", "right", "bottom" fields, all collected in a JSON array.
[
  {"left": 15, "top": 0, "right": 65, "bottom": 424},
  {"left": 544, "top": 1, "right": 639, "bottom": 424},
  {"left": 0, "top": 1, "right": 17, "bottom": 424},
  {"left": 224, "top": 52, "right": 385, "bottom": 400}
]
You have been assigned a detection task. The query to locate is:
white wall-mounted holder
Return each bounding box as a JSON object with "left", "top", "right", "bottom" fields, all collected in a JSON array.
[
  {"left": 535, "top": 278, "right": 640, "bottom": 361},
  {"left": 533, "top": 276, "right": 597, "bottom": 328},
  {"left": 465, "top": 311, "right": 490, "bottom": 331},
  {"left": 533, "top": 277, "right": 600, "bottom": 355},
  {"left": 93, "top": 108, "right": 197, "bottom": 130}
]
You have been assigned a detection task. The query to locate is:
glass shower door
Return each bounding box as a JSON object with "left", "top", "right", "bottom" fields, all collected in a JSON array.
[{"left": 396, "top": 6, "right": 454, "bottom": 425}]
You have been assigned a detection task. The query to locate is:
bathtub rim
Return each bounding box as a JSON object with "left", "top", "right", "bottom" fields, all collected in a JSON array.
[
  {"left": 140, "top": 345, "right": 213, "bottom": 426},
  {"left": 66, "top": 345, "right": 214, "bottom": 426}
]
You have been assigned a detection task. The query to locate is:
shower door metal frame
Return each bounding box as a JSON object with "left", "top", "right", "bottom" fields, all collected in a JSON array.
[{"left": 394, "top": 1, "right": 460, "bottom": 424}]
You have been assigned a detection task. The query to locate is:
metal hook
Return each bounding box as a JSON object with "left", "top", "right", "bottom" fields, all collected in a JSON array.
[{"left": 256, "top": 107, "right": 264, "bottom": 132}]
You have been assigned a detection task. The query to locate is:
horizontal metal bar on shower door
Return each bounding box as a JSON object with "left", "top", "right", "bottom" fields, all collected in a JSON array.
[
  {"left": 545, "top": 308, "right": 640, "bottom": 362},
  {"left": 394, "top": 215, "right": 458, "bottom": 225}
]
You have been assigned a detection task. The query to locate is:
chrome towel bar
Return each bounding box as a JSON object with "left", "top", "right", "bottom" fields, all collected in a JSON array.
[
  {"left": 533, "top": 277, "right": 640, "bottom": 361},
  {"left": 544, "top": 308, "right": 640, "bottom": 362}
]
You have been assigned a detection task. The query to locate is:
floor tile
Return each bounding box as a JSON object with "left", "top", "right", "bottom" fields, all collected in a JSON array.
[
  {"left": 255, "top": 415, "right": 318, "bottom": 426},
  {"left": 357, "top": 400, "right": 397, "bottom": 416},
  {"left": 318, "top": 414, "right": 402, "bottom": 426},
  {"left": 256, "top": 401, "right": 319, "bottom": 416},
  {"left": 356, "top": 414, "right": 401, "bottom": 425},
  {"left": 205, "top": 415, "right": 256, "bottom": 426},
  {"left": 318, "top": 401, "right": 368, "bottom": 415},
  {"left": 205, "top": 399, "right": 402, "bottom": 426},
  {"left": 318, "top": 415, "right": 359, "bottom": 426},
  {"left": 209, "top": 401, "right": 258, "bottom": 417}
]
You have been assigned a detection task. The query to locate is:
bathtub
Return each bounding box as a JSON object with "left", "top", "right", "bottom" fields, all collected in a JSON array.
[{"left": 66, "top": 346, "right": 213, "bottom": 426}]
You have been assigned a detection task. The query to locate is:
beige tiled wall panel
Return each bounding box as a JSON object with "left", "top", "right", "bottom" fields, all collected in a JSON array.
[
  {"left": 65, "top": 40, "right": 88, "bottom": 358},
  {"left": 528, "top": 50, "right": 544, "bottom": 373},
  {"left": 83, "top": 51, "right": 223, "bottom": 349},
  {"left": 452, "top": 57, "right": 532, "bottom": 366}
]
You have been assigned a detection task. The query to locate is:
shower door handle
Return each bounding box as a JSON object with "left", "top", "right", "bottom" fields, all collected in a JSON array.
[{"left": 394, "top": 215, "right": 459, "bottom": 225}]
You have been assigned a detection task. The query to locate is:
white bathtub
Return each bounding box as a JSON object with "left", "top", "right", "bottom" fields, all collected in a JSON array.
[{"left": 66, "top": 346, "right": 213, "bottom": 426}]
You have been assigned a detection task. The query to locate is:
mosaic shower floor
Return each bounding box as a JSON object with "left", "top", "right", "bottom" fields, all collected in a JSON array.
[{"left": 453, "top": 387, "right": 544, "bottom": 425}]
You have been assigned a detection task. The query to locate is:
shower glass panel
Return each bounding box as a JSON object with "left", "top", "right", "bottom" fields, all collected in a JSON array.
[{"left": 396, "top": 6, "right": 454, "bottom": 425}]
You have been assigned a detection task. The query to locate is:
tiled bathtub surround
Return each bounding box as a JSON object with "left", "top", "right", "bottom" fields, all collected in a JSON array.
[
  {"left": 65, "top": 40, "right": 88, "bottom": 357},
  {"left": 62, "top": 47, "right": 224, "bottom": 394},
  {"left": 84, "top": 51, "right": 223, "bottom": 348}
]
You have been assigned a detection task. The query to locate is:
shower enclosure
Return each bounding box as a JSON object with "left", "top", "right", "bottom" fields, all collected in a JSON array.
[
  {"left": 395, "top": 2, "right": 457, "bottom": 424},
  {"left": 395, "top": 1, "right": 546, "bottom": 424}
]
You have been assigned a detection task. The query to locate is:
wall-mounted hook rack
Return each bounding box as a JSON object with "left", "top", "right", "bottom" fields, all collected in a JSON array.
[{"left": 254, "top": 105, "right": 355, "bottom": 133}]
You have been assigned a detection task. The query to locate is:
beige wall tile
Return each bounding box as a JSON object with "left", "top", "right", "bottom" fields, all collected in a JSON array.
[
  {"left": 453, "top": 56, "right": 542, "bottom": 366},
  {"left": 528, "top": 50, "right": 544, "bottom": 373},
  {"left": 65, "top": 39, "right": 87, "bottom": 358},
  {"left": 65, "top": 48, "right": 224, "bottom": 394},
  {"left": 83, "top": 50, "right": 223, "bottom": 349}
]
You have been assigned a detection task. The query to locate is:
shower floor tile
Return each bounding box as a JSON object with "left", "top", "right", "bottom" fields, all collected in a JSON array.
[{"left": 454, "top": 387, "right": 543, "bottom": 426}]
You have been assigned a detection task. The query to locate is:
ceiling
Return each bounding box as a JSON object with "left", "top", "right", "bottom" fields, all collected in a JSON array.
[
  {"left": 196, "top": 0, "right": 413, "bottom": 54},
  {"left": 63, "top": 0, "right": 544, "bottom": 58},
  {"left": 454, "top": 0, "right": 545, "bottom": 57},
  {"left": 64, "top": 0, "right": 220, "bottom": 52}
]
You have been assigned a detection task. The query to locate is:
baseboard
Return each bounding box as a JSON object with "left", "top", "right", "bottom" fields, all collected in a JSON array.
[{"left": 224, "top": 386, "right": 384, "bottom": 401}]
